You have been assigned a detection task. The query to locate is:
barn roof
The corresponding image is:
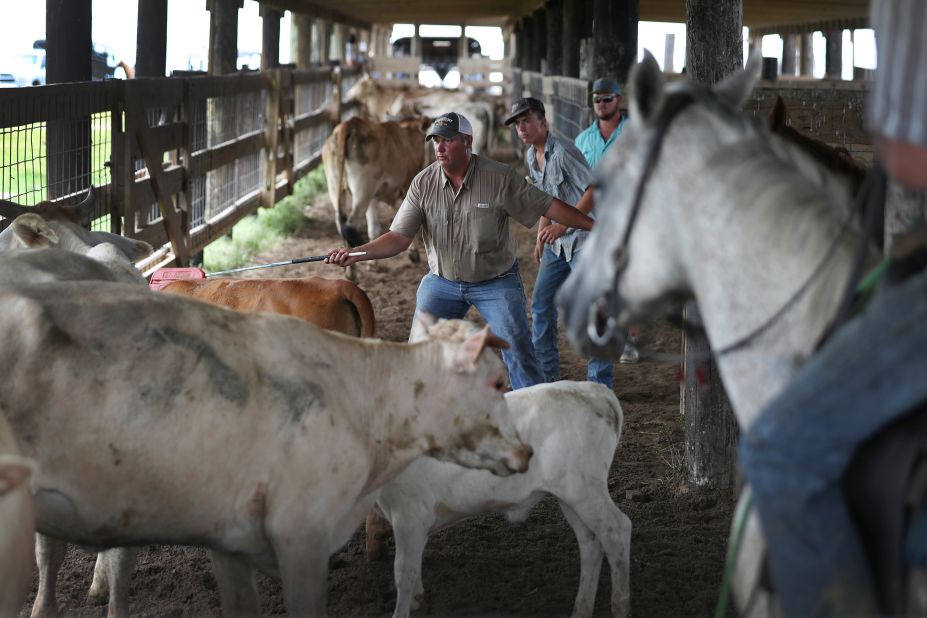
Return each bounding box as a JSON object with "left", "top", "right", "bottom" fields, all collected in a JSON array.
[{"left": 263, "top": 0, "right": 870, "bottom": 34}]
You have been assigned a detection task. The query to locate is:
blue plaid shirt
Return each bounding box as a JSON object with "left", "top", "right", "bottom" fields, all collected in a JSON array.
[{"left": 525, "top": 133, "right": 593, "bottom": 261}]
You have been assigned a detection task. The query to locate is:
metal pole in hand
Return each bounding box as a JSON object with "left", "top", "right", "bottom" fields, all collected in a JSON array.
[{"left": 205, "top": 252, "right": 367, "bottom": 277}]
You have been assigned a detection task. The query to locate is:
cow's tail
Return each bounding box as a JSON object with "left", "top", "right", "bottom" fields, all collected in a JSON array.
[{"left": 339, "top": 281, "right": 377, "bottom": 338}]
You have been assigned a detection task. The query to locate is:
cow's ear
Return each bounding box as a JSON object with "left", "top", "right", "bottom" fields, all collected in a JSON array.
[
  {"left": 0, "top": 454, "right": 34, "bottom": 497},
  {"left": 452, "top": 326, "right": 509, "bottom": 371},
  {"left": 409, "top": 311, "right": 438, "bottom": 343},
  {"left": 12, "top": 213, "right": 59, "bottom": 248},
  {"left": 453, "top": 326, "right": 491, "bottom": 371}
]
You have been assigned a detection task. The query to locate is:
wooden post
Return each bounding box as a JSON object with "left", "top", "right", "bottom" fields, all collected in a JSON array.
[
  {"left": 680, "top": 303, "right": 739, "bottom": 487},
  {"left": 520, "top": 16, "right": 533, "bottom": 71},
  {"left": 800, "top": 32, "right": 814, "bottom": 76},
  {"left": 592, "top": 0, "right": 638, "bottom": 82},
  {"left": 45, "top": 0, "right": 92, "bottom": 200},
  {"left": 205, "top": 0, "right": 241, "bottom": 241},
  {"left": 260, "top": 6, "right": 282, "bottom": 71},
  {"left": 531, "top": 8, "right": 546, "bottom": 73},
  {"left": 318, "top": 19, "right": 332, "bottom": 65},
  {"left": 412, "top": 24, "right": 421, "bottom": 58},
  {"left": 264, "top": 69, "right": 281, "bottom": 208},
  {"left": 781, "top": 33, "right": 797, "bottom": 76},
  {"left": 684, "top": 0, "right": 743, "bottom": 489},
  {"left": 545, "top": 0, "right": 563, "bottom": 78},
  {"left": 295, "top": 13, "right": 312, "bottom": 69},
  {"left": 207, "top": 0, "right": 240, "bottom": 75},
  {"left": 331, "top": 66, "right": 343, "bottom": 124},
  {"left": 562, "top": 0, "right": 583, "bottom": 77},
  {"left": 136, "top": 0, "right": 168, "bottom": 77},
  {"left": 686, "top": 0, "right": 742, "bottom": 85},
  {"left": 331, "top": 23, "right": 346, "bottom": 64},
  {"left": 664, "top": 33, "right": 676, "bottom": 72},
  {"left": 825, "top": 29, "right": 843, "bottom": 79}
]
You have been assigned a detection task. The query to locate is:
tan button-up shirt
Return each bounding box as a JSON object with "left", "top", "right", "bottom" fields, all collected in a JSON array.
[{"left": 390, "top": 154, "right": 554, "bottom": 282}]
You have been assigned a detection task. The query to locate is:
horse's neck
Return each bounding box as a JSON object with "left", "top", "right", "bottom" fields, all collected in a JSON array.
[{"left": 683, "top": 159, "right": 865, "bottom": 430}]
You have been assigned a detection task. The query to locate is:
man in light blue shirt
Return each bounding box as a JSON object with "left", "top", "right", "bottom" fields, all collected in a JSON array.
[
  {"left": 505, "top": 97, "right": 613, "bottom": 388},
  {"left": 575, "top": 77, "right": 639, "bottom": 363},
  {"left": 575, "top": 78, "right": 628, "bottom": 168}
]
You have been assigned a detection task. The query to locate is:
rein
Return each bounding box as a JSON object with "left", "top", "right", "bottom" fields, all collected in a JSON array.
[
  {"left": 587, "top": 92, "right": 696, "bottom": 346},
  {"left": 588, "top": 91, "right": 885, "bottom": 364}
]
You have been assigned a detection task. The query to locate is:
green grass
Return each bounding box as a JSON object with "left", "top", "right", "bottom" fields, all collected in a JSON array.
[
  {"left": 0, "top": 114, "right": 112, "bottom": 202},
  {"left": 203, "top": 166, "right": 328, "bottom": 271}
]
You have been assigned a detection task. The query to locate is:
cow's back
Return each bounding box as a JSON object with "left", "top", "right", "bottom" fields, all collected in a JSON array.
[{"left": 162, "top": 276, "right": 376, "bottom": 337}]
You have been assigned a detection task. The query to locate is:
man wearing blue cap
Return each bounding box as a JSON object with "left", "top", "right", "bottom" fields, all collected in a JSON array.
[
  {"left": 575, "top": 77, "right": 639, "bottom": 363},
  {"left": 575, "top": 77, "right": 627, "bottom": 168}
]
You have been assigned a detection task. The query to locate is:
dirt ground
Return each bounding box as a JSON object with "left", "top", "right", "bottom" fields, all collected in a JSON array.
[{"left": 20, "top": 148, "right": 735, "bottom": 617}]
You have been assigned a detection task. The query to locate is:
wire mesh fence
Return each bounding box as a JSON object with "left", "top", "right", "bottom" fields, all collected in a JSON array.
[{"left": 0, "top": 68, "right": 348, "bottom": 264}]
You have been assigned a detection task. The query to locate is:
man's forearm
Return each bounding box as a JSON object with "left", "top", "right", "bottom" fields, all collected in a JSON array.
[{"left": 545, "top": 199, "right": 594, "bottom": 231}]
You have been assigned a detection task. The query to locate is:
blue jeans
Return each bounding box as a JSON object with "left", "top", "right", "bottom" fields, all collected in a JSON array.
[
  {"left": 531, "top": 245, "right": 614, "bottom": 388},
  {"left": 740, "top": 267, "right": 927, "bottom": 617},
  {"left": 414, "top": 262, "right": 544, "bottom": 390}
]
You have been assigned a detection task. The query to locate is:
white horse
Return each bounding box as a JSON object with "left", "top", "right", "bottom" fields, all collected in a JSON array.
[{"left": 558, "top": 50, "right": 882, "bottom": 617}]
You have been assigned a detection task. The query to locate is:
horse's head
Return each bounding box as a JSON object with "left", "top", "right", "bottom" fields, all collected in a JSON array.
[{"left": 559, "top": 50, "right": 763, "bottom": 358}]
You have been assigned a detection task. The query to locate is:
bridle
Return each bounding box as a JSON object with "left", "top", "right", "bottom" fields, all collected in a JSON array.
[
  {"left": 586, "top": 91, "right": 696, "bottom": 348},
  {"left": 586, "top": 90, "right": 883, "bottom": 362}
]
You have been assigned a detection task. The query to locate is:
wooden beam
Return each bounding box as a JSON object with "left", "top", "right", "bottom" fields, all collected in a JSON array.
[{"left": 261, "top": 1, "right": 371, "bottom": 30}]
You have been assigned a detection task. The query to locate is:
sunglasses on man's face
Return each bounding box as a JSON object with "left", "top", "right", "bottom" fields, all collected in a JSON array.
[{"left": 593, "top": 95, "right": 617, "bottom": 104}]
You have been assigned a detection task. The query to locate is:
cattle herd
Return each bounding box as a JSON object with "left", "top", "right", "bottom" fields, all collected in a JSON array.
[{"left": 0, "top": 81, "right": 633, "bottom": 618}]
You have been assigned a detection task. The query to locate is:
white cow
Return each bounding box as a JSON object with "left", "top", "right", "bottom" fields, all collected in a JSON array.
[
  {"left": 0, "top": 282, "right": 531, "bottom": 617},
  {"left": 376, "top": 377, "right": 631, "bottom": 618},
  {"left": 0, "top": 412, "right": 35, "bottom": 617},
  {"left": 0, "top": 246, "right": 146, "bottom": 618}
]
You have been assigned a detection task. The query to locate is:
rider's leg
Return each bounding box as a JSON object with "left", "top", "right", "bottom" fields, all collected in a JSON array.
[{"left": 741, "top": 267, "right": 927, "bottom": 617}]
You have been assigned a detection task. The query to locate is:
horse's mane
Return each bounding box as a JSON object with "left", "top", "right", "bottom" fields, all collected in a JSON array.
[
  {"left": 663, "top": 82, "right": 858, "bottom": 239},
  {"left": 768, "top": 96, "right": 868, "bottom": 195},
  {"left": 666, "top": 81, "right": 854, "bottom": 208}
]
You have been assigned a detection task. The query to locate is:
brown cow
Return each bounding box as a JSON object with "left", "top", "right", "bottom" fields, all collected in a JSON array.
[
  {"left": 321, "top": 116, "right": 429, "bottom": 247},
  {"left": 161, "top": 276, "right": 376, "bottom": 338}
]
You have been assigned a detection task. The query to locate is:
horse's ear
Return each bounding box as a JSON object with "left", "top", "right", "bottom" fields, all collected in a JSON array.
[
  {"left": 714, "top": 48, "right": 762, "bottom": 110},
  {"left": 769, "top": 95, "right": 787, "bottom": 132},
  {"left": 628, "top": 49, "right": 666, "bottom": 125}
]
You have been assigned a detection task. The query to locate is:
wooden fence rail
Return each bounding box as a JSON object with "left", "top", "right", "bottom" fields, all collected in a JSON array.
[{"left": 0, "top": 66, "right": 363, "bottom": 273}]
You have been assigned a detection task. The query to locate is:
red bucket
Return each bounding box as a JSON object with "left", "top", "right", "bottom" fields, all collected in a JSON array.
[{"left": 148, "top": 267, "right": 206, "bottom": 291}]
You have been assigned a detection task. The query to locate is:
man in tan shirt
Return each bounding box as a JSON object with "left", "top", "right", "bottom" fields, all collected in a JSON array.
[{"left": 327, "top": 111, "right": 594, "bottom": 389}]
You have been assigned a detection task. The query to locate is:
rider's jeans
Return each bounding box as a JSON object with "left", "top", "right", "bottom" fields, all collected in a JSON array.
[
  {"left": 741, "top": 266, "right": 927, "bottom": 617},
  {"left": 531, "top": 245, "right": 614, "bottom": 388},
  {"left": 413, "top": 261, "right": 544, "bottom": 390}
]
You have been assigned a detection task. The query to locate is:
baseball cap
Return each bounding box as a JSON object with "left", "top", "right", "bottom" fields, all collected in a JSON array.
[
  {"left": 592, "top": 78, "right": 622, "bottom": 95},
  {"left": 504, "top": 97, "right": 546, "bottom": 126},
  {"left": 425, "top": 112, "right": 474, "bottom": 140}
]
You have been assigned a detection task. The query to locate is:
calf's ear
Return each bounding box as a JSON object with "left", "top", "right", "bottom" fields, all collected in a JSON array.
[
  {"left": 12, "top": 213, "right": 59, "bottom": 248},
  {"left": 452, "top": 326, "right": 509, "bottom": 372},
  {"left": 0, "top": 454, "right": 35, "bottom": 497}
]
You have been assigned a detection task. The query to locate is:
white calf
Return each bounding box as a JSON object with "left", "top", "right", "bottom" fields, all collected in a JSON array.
[
  {"left": 376, "top": 380, "right": 631, "bottom": 618},
  {"left": 0, "top": 412, "right": 35, "bottom": 617},
  {"left": 0, "top": 283, "right": 530, "bottom": 618},
  {"left": 1, "top": 213, "right": 149, "bottom": 285}
]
